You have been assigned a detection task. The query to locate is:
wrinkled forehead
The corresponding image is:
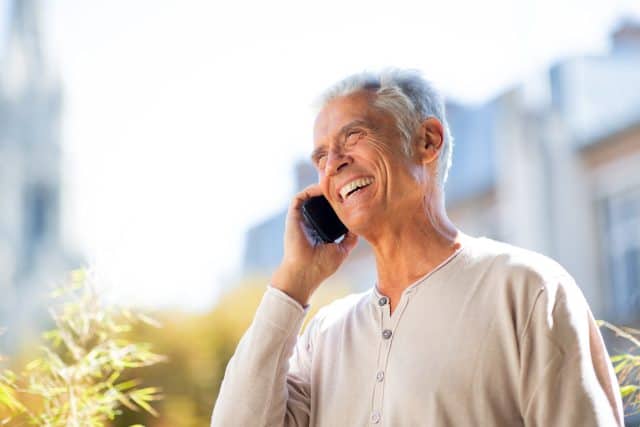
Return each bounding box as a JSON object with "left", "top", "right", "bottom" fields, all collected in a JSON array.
[{"left": 313, "top": 90, "right": 378, "bottom": 144}]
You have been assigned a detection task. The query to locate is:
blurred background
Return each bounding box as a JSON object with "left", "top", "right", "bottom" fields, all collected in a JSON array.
[{"left": 1, "top": 0, "right": 640, "bottom": 425}]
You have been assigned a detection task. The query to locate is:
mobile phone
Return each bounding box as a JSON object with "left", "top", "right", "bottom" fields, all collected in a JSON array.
[{"left": 301, "top": 196, "right": 348, "bottom": 243}]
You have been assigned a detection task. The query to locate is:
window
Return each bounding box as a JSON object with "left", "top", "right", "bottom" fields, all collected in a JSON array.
[{"left": 601, "top": 186, "right": 640, "bottom": 322}]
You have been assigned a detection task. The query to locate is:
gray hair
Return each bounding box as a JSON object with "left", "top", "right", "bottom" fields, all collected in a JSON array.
[{"left": 315, "top": 69, "right": 454, "bottom": 186}]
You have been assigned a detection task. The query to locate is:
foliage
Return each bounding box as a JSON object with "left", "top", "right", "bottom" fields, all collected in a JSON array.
[
  {"left": 0, "top": 269, "right": 166, "bottom": 427},
  {"left": 599, "top": 320, "right": 640, "bottom": 417},
  {"left": 111, "top": 276, "right": 349, "bottom": 427}
]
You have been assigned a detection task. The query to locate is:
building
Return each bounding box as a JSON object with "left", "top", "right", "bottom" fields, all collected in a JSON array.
[
  {"left": 243, "top": 20, "right": 640, "bottom": 325},
  {"left": 448, "top": 18, "right": 640, "bottom": 325},
  {"left": 0, "top": 0, "right": 78, "bottom": 350}
]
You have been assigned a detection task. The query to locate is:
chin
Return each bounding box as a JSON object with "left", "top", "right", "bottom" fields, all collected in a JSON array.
[{"left": 342, "top": 209, "right": 378, "bottom": 235}]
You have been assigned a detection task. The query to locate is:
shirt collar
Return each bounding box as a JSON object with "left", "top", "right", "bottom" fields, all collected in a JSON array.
[{"left": 369, "top": 233, "right": 473, "bottom": 306}]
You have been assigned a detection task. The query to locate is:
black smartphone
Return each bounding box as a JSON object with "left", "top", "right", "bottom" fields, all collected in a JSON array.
[{"left": 301, "top": 196, "right": 348, "bottom": 243}]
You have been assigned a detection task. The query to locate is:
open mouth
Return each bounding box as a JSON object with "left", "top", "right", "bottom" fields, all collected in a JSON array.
[{"left": 339, "top": 177, "right": 374, "bottom": 200}]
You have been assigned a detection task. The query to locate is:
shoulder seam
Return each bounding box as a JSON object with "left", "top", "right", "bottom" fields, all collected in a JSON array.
[
  {"left": 520, "top": 286, "right": 546, "bottom": 341},
  {"left": 519, "top": 273, "right": 574, "bottom": 340}
]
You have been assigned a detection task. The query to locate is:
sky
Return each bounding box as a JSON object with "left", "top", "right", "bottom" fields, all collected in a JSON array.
[{"left": 5, "top": 0, "right": 639, "bottom": 310}]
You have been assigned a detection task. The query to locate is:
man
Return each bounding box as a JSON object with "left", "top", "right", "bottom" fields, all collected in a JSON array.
[{"left": 211, "top": 69, "right": 624, "bottom": 426}]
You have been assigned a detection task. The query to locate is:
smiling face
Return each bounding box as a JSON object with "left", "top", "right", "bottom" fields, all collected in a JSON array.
[{"left": 312, "top": 90, "right": 427, "bottom": 236}]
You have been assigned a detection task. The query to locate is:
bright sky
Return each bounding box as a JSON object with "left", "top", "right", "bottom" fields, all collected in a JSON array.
[{"left": 27, "top": 0, "right": 639, "bottom": 310}]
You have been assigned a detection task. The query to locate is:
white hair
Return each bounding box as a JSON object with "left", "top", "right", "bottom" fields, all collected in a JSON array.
[{"left": 315, "top": 69, "right": 454, "bottom": 186}]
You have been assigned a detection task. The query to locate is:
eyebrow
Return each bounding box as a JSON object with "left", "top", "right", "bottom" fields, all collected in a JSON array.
[{"left": 310, "top": 119, "right": 370, "bottom": 163}]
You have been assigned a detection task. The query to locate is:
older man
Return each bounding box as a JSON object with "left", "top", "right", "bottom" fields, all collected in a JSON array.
[{"left": 211, "top": 70, "right": 624, "bottom": 426}]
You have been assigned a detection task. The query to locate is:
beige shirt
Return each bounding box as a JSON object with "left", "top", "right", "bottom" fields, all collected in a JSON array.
[{"left": 211, "top": 235, "right": 624, "bottom": 426}]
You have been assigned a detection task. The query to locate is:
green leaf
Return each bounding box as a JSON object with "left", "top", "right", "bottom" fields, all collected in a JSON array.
[
  {"left": 620, "top": 385, "right": 639, "bottom": 398},
  {"left": 0, "top": 382, "right": 26, "bottom": 413},
  {"left": 0, "top": 268, "right": 166, "bottom": 425},
  {"left": 129, "top": 388, "right": 162, "bottom": 417},
  {"left": 610, "top": 354, "right": 628, "bottom": 363},
  {"left": 114, "top": 379, "right": 142, "bottom": 392},
  {"left": 614, "top": 359, "right": 630, "bottom": 374}
]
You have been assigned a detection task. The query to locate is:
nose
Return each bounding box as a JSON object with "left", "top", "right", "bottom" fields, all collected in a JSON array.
[{"left": 324, "top": 146, "right": 351, "bottom": 176}]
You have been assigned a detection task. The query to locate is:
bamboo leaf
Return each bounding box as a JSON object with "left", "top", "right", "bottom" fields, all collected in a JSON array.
[
  {"left": 0, "top": 268, "right": 165, "bottom": 425},
  {"left": 129, "top": 391, "right": 159, "bottom": 417},
  {"left": 610, "top": 354, "right": 628, "bottom": 363},
  {"left": 0, "top": 382, "right": 26, "bottom": 413},
  {"left": 114, "top": 379, "right": 142, "bottom": 392},
  {"left": 620, "top": 385, "right": 639, "bottom": 398},
  {"left": 614, "top": 359, "right": 630, "bottom": 374}
]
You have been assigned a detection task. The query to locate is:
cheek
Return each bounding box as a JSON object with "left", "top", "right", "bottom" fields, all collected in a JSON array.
[
  {"left": 361, "top": 138, "right": 397, "bottom": 176},
  {"left": 318, "top": 174, "right": 332, "bottom": 198}
]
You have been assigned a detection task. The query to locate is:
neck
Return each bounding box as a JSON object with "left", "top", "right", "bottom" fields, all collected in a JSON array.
[{"left": 366, "top": 193, "right": 462, "bottom": 296}]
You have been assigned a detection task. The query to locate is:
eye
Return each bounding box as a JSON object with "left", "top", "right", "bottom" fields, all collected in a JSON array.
[
  {"left": 345, "top": 130, "right": 363, "bottom": 144},
  {"left": 315, "top": 153, "right": 327, "bottom": 169}
]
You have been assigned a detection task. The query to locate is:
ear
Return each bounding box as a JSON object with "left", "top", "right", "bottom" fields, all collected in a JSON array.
[{"left": 416, "top": 117, "right": 444, "bottom": 165}]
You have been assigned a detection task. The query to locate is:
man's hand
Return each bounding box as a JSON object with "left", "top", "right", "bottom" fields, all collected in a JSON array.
[{"left": 271, "top": 184, "right": 358, "bottom": 306}]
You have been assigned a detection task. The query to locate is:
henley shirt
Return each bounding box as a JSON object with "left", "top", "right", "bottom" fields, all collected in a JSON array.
[{"left": 211, "top": 234, "right": 624, "bottom": 426}]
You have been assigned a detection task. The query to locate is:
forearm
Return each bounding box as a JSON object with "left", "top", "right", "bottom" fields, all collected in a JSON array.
[{"left": 210, "top": 286, "right": 310, "bottom": 427}]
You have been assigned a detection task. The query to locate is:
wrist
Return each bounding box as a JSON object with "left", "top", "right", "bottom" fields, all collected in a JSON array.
[{"left": 271, "top": 264, "right": 314, "bottom": 306}]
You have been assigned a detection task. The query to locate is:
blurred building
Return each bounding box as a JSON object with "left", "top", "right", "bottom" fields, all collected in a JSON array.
[
  {"left": 243, "top": 19, "right": 640, "bottom": 325},
  {"left": 0, "top": 0, "right": 77, "bottom": 350},
  {"left": 448, "top": 18, "right": 640, "bottom": 325}
]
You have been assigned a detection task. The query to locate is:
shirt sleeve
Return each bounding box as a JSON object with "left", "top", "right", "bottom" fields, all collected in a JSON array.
[
  {"left": 210, "top": 286, "right": 314, "bottom": 427},
  {"left": 519, "top": 275, "right": 624, "bottom": 427}
]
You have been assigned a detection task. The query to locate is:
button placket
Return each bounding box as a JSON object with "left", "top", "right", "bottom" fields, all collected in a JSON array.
[
  {"left": 371, "top": 288, "right": 416, "bottom": 425},
  {"left": 372, "top": 291, "right": 393, "bottom": 425}
]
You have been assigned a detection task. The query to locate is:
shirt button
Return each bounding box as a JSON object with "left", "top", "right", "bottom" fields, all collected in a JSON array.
[
  {"left": 376, "top": 371, "right": 384, "bottom": 382},
  {"left": 378, "top": 296, "right": 388, "bottom": 306},
  {"left": 382, "top": 329, "right": 392, "bottom": 339},
  {"left": 371, "top": 411, "right": 381, "bottom": 424}
]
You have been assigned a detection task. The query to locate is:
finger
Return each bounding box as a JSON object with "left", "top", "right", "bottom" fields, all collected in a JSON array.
[
  {"left": 289, "top": 184, "right": 325, "bottom": 221},
  {"left": 291, "top": 183, "right": 324, "bottom": 210}
]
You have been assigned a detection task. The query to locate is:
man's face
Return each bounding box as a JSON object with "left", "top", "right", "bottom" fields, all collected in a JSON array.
[{"left": 312, "top": 90, "right": 424, "bottom": 234}]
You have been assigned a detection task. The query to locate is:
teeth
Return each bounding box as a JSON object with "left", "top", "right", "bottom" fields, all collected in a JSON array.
[{"left": 339, "top": 177, "right": 374, "bottom": 199}]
